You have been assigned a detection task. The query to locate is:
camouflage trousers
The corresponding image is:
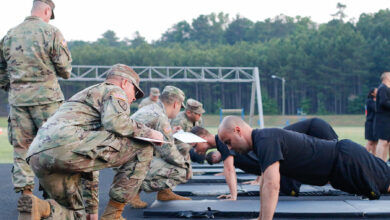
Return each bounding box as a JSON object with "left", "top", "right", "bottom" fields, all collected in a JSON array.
[
  {"left": 140, "top": 157, "right": 188, "bottom": 192},
  {"left": 28, "top": 133, "right": 153, "bottom": 220},
  {"left": 8, "top": 102, "right": 62, "bottom": 192}
]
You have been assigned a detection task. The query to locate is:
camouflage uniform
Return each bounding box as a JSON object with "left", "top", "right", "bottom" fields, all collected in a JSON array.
[
  {"left": 138, "top": 87, "right": 160, "bottom": 109},
  {"left": 26, "top": 64, "right": 154, "bottom": 219},
  {"left": 0, "top": 15, "right": 72, "bottom": 193},
  {"left": 171, "top": 99, "right": 205, "bottom": 156},
  {"left": 131, "top": 88, "right": 191, "bottom": 192}
]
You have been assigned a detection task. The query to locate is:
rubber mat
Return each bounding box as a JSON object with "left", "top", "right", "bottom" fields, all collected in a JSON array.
[{"left": 188, "top": 174, "right": 257, "bottom": 184}]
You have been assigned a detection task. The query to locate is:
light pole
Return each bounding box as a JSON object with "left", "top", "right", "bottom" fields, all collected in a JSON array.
[{"left": 271, "top": 75, "right": 286, "bottom": 115}]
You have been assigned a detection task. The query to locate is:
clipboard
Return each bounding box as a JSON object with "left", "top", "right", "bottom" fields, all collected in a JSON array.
[{"left": 173, "top": 131, "right": 207, "bottom": 143}]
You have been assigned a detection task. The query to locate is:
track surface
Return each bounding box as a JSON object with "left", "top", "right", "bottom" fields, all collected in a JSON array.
[{"left": 0, "top": 164, "right": 389, "bottom": 219}]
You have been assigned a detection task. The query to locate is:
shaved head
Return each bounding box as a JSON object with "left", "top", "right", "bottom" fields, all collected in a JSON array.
[
  {"left": 218, "top": 116, "right": 253, "bottom": 154},
  {"left": 218, "top": 116, "right": 247, "bottom": 133}
]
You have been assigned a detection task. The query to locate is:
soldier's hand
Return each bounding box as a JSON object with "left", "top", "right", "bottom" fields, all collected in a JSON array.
[
  {"left": 186, "top": 169, "right": 192, "bottom": 180},
  {"left": 149, "top": 130, "right": 164, "bottom": 146},
  {"left": 86, "top": 214, "right": 98, "bottom": 220},
  {"left": 217, "top": 194, "right": 237, "bottom": 200},
  {"left": 242, "top": 180, "right": 260, "bottom": 185},
  {"left": 172, "top": 126, "right": 182, "bottom": 133}
]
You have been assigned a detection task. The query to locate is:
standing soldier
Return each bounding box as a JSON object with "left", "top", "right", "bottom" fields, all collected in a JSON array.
[
  {"left": 138, "top": 87, "right": 160, "bottom": 109},
  {"left": 171, "top": 98, "right": 206, "bottom": 163},
  {"left": 129, "top": 86, "right": 192, "bottom": 209},
  {"left": 0, "top": 0, "right": 72, "bottom": 199},
  {"left": 23, "top": 64, "right": 163, "bottom": 220}
]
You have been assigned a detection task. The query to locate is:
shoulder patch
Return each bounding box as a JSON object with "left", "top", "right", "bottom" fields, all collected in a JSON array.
[
  {"left": 112, "top": 92, "right": 127, "bottom": 102},
  {"left": 61, "top": 39, "right": 67, "bottom": 48},
  {"left": 163, "top": 125, "right": 172, "bottom": 134}
]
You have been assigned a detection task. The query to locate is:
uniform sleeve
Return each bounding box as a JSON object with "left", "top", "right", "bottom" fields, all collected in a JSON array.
[
  {"left": 155, "top": 118, "right": 189, "bottom": 169},
  {"left": 378, "top": 87, "right": 390, "bottom": 110},
  {"left": 170, "top": 115, "right": 185, "bottom": 130},
  {"left": 82, "top": 171, "right": 99, "bottom": 214},
  {"left": 101, "top": 90, "right": 152, "bottom": 138},
  {"left": 50, "top": 29, "right": 72, "bottom": 79},
  {"left": 254, "top": 137, "right": 284, "bottom": 173},
  {"left": 0, "top": 37, "right": 9, "bottom": 91}
]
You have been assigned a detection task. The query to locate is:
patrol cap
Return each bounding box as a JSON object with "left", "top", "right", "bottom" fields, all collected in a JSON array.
[
  {"left": 162, "top": 86, "right": 185, "bottom": 108},
  {"left": 34, "top": 0, "right": 55, "bottom": 20},
  {"left": 106, "top": 64, "right": 144, "bottom": 99},
  {"left": 186, "top": 98, "right": 205, "bottom": 114},
  {"left": 150, "top": 87, "right": 160, "bottom": 97}
]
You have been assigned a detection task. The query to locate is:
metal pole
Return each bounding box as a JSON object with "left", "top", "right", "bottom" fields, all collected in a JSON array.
[
  {"left": 282, "top": 78, "right": 285, "bottom": 116},
  {"left": 254, "top": 68, "right": 264, "bottom": 128},
  {"left": 249, "top": 81, "right": 256, "bottom": 126}
]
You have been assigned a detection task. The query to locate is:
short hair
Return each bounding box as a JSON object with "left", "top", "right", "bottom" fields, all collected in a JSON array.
[
  {"left": 191, "top": 126, "right": 210, "bottom": 136},
  {"left": 367, "top": 87, "right": 376, "bottom": 99},
  {"left": 381, "top": 72, "right": 390, "bottom": 81},
  {"left": 32, "top": 1, "right": 50, "bottom": 13},
  {"left": 160, "top": 92, "right": 180, "bottom": 105},
  {"left": 205, "top": 151, "right": 216, "bottom": 165}
]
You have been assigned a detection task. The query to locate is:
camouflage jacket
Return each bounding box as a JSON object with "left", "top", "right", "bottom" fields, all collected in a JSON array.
[
  {"left": 131, "top": 102, "right": 190, "bottom": 170},
  {"left": 27, "top": 82, "right": 152, "bottom": 157},
  {"left": 0, "top": 16, "right": 72, "bottom": 106},
  {"left": 171, "top": 111, "right": 204, "bottom": 132},
  {"left": 138, "top": 97, "right": 158, "bottom": 109}
]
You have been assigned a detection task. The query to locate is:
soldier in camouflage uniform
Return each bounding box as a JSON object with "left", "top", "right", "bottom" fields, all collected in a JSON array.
[
  {"left": 171, "top": 98, "right": 206, "bottom": 161},
  {"left": 138, "top": 87, "right": 160, "bottom": 109},
  {"left": 20, "top": 64, "right": 164, "bottom": 220},
  {"left": 129, "top": 86, "right": 192, "bottom": 209},
  {"left": 0, "top": 0, "right": 72, "bottom": 197}
]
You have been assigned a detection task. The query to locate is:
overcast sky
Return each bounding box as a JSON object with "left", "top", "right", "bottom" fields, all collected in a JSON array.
[{"left": 1, "top": 0, "right": 389, "bottom": 43}]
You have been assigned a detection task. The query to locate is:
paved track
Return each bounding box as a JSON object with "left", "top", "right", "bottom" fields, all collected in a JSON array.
[{"left": 0, "top": 164, "right": 389, "bottom": 219}]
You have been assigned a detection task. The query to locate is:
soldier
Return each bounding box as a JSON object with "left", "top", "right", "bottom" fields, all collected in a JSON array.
[
  {"left": 171, "top": 98, "right": 205, "bottom": 131},
  {"left": 138, "top": 87, "right": 160, "bottom": 109},
  {"left": 171, "top": 98, "right": 205, "bottom": 162},
  {"left": 129, "top": 86, "right": 192, "bottom": 209},
  {"left": 22, "top": 64, "right": 163, "bottom": 220},
  {"left": 219, "top": 116, "right": 390, "bottom": 220},
  {"left": 0, "top": 0, "right": 72, "bottom": 199}
]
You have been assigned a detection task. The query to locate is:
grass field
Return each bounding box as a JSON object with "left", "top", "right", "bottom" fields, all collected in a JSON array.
[{"left": 0, "top": 115, "right": 367, "bottom": 163}]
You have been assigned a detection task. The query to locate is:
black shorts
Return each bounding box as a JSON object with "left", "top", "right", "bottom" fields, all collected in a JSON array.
[
  {"left": 329, "top": 140, "right": 390, "bottom": 199},
  {"left": 375, "top": 119, "right": 390, "bottom": 141},
  {"left": 365, "top": 121, "right": 378, "bottom": 141}
]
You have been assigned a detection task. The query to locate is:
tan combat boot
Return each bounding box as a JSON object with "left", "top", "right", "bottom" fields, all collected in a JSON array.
[
  {"left": 129, "top": 193, "right": 148, "bottom": 209},
  {"left": 157, "top": 188, "right": 192, "bottom": 201},
  {"left": 101, "top": 199, "right": 126, "bottom": 220},
  {"left": 17, "top": 192, "right": 51, "bottom": 220}
]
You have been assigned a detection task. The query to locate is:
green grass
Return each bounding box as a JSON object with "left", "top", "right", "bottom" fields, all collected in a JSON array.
[{"left": 0, "top": 115, "right": 367, "bottom": 163}]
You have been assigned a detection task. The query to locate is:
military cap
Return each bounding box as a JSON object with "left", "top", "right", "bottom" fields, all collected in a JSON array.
[
  {"left": 34, "top": 0, "right": 55, "bottom": 20},
  {"left": 150, "top": 87, "right": 160, "bottom": 96},
  {"left": 106, "top": 64, "right": 144, "bottom": 99},
  {"left": 185, "top": 98, "right": 205, "bottom": 114},
  {"left": 162, "top": 86, "right": 185, "bottom": 108}
]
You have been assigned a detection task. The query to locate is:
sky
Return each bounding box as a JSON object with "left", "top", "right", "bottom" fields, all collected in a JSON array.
[{"left": 0, "top": 0, "right": 389, "bottom": 43}]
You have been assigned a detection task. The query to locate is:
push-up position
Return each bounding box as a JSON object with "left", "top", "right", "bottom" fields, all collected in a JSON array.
[
  {"left": 193, "top": 118, "right": 338, "bottom": 199},
  {"left": 218, "top": 116, "right": 390, "bottom": 220}
]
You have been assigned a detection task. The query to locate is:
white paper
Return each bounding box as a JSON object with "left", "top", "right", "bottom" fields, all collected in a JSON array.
[
  {"left": 173, "top": 131, "right": 207, "bottom": 143},
  {"left": 133, "top": 136, "right": 169, "bottom": 144}
]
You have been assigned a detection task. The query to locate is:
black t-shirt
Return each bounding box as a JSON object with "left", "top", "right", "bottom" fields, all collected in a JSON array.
[
  {"left": 284, "top": 118, "right": 338, "bottom": 140},
  {"left": 252, "top": 128, "right": 337, "bottom": 186},
  {"left": 365, "top": 98, "right": 376, "bottom": 122},
  {"left": 376, "top": 83, "right": 390, "bottom": 118},
  {"left": 215, "top": 135, "right": 260, "bottom": 174}
]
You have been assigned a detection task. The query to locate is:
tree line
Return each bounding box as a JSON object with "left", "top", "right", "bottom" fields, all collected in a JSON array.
[{"left": 1, "top": 4, "right": 389, "bottom": 115}]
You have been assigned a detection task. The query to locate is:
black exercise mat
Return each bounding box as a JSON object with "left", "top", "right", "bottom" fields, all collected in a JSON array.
[
  {"left": 144, "top": 200, "right": 370, "bottom": 218},
  {"left": 187, "top": 174, "right": 257, "bottom": 184}
]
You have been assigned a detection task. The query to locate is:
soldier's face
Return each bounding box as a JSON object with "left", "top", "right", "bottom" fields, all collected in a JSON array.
[
  {"left": 150, "top": 95, "right": 159, "bottom": 101},
  {"left": 195, "top": 141, "right": 211, "bottom": 155},
  {"left": 122, "top": 80, "right": 136, "bottom": 103},
  {"left": 219, "top": 127, "right": 250, "bottom": 154}
]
